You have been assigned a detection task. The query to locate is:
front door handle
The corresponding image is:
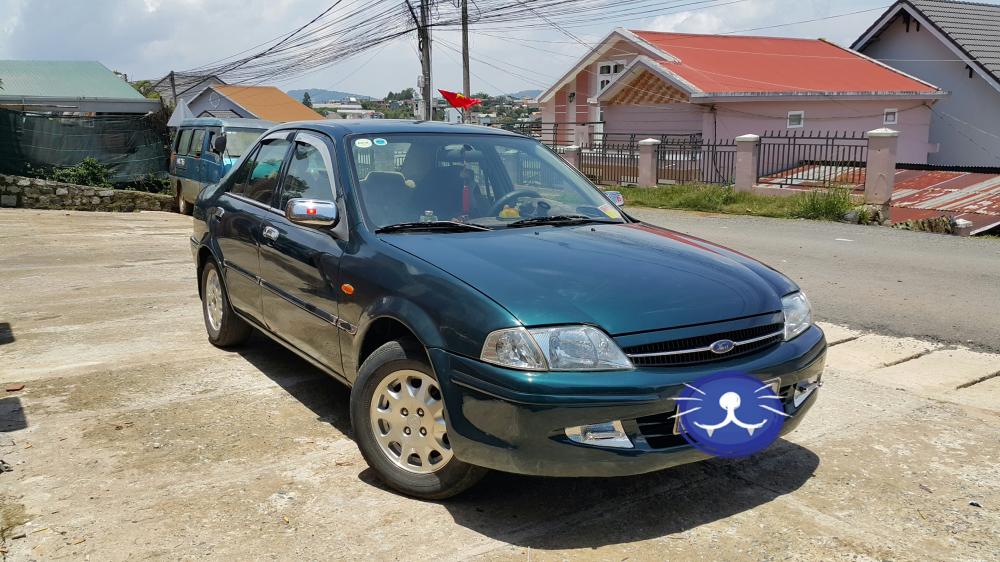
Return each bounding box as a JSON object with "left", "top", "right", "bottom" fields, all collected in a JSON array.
[
  {"left": 211, "top": 207, "right": 225, "bottom": 220},
  {"left": 262, "top": 226, "right": 279, "bottom": 241}
]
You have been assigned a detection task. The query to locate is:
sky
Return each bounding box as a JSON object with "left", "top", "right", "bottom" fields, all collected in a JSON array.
[{"left": 0, "top": 0, "right": 993, "bottom": 97}]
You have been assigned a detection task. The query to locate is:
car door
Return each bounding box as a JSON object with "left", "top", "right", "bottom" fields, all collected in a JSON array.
[
  {"left": 258, "top": 131, "right": 345, "bottom": 372},
  {"left": 214, "top": 133, "right": 293, "bottom": 325}
]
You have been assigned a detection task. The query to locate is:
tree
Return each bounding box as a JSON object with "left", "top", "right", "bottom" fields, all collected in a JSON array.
[
  {"left": 302, "top": 92, "right": 313, "bottom": 108},
  {"left": 386, "top": 88, "right": 415, "bottom": 101},
  {"left": 130, "top": 80, "right": 161, "bottom": 100}
]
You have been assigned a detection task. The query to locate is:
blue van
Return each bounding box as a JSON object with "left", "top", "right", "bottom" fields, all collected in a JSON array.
[{"left": 169, "top": 118, "right": 273, "bottom": 214}]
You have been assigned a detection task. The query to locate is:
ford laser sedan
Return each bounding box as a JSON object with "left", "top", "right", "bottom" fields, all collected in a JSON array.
[{"left": 190, "top": 121, "right": 825, "bottom": 499}]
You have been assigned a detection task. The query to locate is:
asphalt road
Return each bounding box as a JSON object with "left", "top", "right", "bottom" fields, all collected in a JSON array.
[{"left": 631, "top": 208, "right": 1000, "bottom": 353}]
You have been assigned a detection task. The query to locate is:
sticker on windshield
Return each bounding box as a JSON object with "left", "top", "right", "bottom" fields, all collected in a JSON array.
[
  {"left": 354, "top": 138, "right": 373, "bottom": 148},
  {"left": 373, "top": 138, "right": 388, "bottom": 146},
  {"left": 599, "top": 204, "right": 622, "bottom": 219}
]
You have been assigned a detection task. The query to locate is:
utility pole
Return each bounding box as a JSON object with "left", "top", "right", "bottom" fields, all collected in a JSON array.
[
  {"left": 169, "top": 71, "right": 178, "bottom": 107},
  {"left": 420, "top": 0, "right": 434, "bottom": 120},
  {"left": 461, "top": 0, "right": 470, "bottom": 123},
  {"left": 405, "top": 0, "right": 434, "bottom": 120}
]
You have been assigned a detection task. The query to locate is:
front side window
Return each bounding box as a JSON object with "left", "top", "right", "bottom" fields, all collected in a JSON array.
[
  {"left": 224, "top": 128, "right": 266, "bottom": 158},
  {"left": 348, "top": 133, "right": 624, "bottom": 230},
  {"left": 190, "top": 129, "right": 206, "bottom": 158},
  {"left": 230, "top": 138, "right": 291, "bottom": 203},
  {"left": 278, "top": 140, "right": 335, "bottom": 210}
]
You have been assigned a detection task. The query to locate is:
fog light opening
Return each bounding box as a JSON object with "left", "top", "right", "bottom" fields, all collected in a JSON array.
[{"left": 565, "top": 420, "right": 633, "bottom": 449}]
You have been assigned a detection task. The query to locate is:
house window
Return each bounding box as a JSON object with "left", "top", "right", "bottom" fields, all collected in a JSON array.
[
  {"left": 883, "top": 108, "right": 898, "bottom": 126},
  {"left": 567, "top": 92, "right": 576, "bottom": 103},
  {"left": 787, "top": 111, "right": 804, "bottom": 129},
  {"left": 599, "top": 64, "right": 612, "bottom": 75},
  {"left": 600, "top": 79, "right": 611, "bottom": 90},
  {"left": 613, "top": 63, "right": 625, "bottom": 73}
]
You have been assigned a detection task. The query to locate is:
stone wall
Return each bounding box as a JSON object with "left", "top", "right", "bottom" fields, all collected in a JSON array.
[{"left": 0, "top": 175, "right": 176, "bottom": 212}]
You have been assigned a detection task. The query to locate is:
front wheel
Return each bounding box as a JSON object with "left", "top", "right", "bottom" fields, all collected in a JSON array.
[{"left": 350, "top": 340, "right": 487, "bottom": 499}]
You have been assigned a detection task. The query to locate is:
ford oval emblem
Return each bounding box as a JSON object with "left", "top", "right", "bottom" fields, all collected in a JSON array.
[{"left": 709, "top": 339, "right": 735, "bottom": 354}]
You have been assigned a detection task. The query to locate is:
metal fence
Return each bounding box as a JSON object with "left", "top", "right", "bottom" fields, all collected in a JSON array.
[
  {"left": 577, "top": 143, "right": 639, "bottom": 185},
  {"left": 657, "top": 139, "right": 737, "bottom": 185},
  {"left": 757, "top": 130, "right": 868, "bottom": 188}
]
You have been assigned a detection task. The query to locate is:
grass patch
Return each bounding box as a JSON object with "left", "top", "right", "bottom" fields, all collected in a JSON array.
[{"left": 617, "top": 184, "right": 856, "bottom": 221}]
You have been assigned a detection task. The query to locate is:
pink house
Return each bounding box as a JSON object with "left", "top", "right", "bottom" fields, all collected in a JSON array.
[{"left": 538, "top": 29, "right": 947, "bottom": 163}]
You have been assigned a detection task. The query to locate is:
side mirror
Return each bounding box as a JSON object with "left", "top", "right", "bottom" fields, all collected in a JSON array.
[
  {"left": 285, "top": 198, "right": 338, "bottom": 227},
  {"left": 212, "top": 134, "right": 227, "bottom": 154},
  {"left": 604, "top": 190, "right": 625, "bottom": 207}
]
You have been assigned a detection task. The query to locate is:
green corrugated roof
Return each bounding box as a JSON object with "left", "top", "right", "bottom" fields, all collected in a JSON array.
[{"left": 0, "top": 60, "right": 146, "bottom": 100}]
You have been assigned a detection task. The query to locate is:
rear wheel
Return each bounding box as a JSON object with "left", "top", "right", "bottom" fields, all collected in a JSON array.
[
  {"left": 176, "top": 183, "right": 192, "bottom": 215},
  {"left": 350, "top": 340, "right": 487, "bottom": 499},
  {"left": 201, "top": 260, "right": 252, "bottom": 347}
]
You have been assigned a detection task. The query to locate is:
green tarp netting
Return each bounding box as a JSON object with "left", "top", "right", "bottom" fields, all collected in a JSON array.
[{"left": 0, "top": 108, "right": 169, "bottom": 182}]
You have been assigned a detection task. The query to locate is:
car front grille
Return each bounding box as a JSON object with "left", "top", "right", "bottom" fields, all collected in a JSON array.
[{"left": 622, "top": 322, "right": 784, "bottom": 368}]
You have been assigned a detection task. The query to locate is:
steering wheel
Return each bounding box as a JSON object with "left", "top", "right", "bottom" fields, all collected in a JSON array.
[{"left": 490, "top": 189, "right": 541, "bottom": 216}]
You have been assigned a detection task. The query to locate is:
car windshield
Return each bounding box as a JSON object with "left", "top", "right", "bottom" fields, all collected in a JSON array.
[
  {"left": 224, "top": 129, "right": 266, "bottom": 158},
  {"left": 347, "top": 133, "right": 625, "bottom": 230}
]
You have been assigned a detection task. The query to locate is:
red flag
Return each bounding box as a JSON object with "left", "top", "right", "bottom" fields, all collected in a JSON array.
[{"left": 438, "top": 89, "right": 482, "bottom": 110}]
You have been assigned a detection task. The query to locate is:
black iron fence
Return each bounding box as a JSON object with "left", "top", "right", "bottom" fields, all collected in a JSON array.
[
  {"left": 577, "top": 143, "right": 639, "bottom": 185},
  {"left": 657, "top": 139, "right": 737, "bottom": 185},
  {"left": 757, "top": 130, "right": 868, "bottom": 188},
  {"left": 589, "top": 131, "right": 701, "bottom": 147}
]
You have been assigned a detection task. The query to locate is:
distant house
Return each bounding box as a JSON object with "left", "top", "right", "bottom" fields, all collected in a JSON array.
[
  {"left": 0, "top": 60, "right": 161, "bottom": 114},
  {"left": 538, "top": 28, "right": 946, "bottom": 163},
  {"left": 186, "top": 85, "right": 323, "bottom": 122},
  {"left": 853, "top": 0, "right": 1000, "bottom": 166},
  {"left": 151, "top": 73, "right": 226, "bottom": 107}
]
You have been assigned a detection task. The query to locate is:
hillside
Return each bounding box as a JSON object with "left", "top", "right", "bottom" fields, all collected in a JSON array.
[{"left": 286, "top": 88, "right": 372, "bottom": 103}]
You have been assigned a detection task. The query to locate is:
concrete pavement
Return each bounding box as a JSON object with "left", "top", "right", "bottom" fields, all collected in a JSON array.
[{"left": 0, "top": 209, "right": 997, "bottom": 561}]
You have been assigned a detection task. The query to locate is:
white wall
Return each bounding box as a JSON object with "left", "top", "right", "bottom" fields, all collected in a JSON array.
[
  {"left": 861, "top": 13, "right": 1000, "bottom": 166},
  {"left": 602, "top": 103, "right": 706, "bottom": 136}
]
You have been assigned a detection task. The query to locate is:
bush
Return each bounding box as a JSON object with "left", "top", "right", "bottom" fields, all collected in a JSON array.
[
  {"left": 46, "top": 158, "right": 112, "bottom": 188},
  {"left": 122, "top": 173, "right": 171, "bottom": 194},
  {"left": 790, "top": 188, "right": 854, "bottom": 220}
]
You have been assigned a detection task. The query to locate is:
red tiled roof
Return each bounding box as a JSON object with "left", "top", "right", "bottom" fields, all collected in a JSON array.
[
  {"left": 214, "top": 85, "right": 324, "bottom": 122},
  {"left": 629, "top": 31, "right": 940, "bottom": 95}
]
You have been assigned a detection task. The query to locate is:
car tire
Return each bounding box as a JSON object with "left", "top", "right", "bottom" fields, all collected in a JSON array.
[
  {"left": 350, "top": 340, "right": 487, "bottom": 500},
  {"left": 200, "top": 260, "right": 252, "bottom": 348}
]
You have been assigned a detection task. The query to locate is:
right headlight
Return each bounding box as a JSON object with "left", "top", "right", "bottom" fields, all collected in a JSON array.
[
  {"left": 480, "top": 325, "right": 633, "bottom": 371},
  {"left": 782, "top": 291, "right": 813, "bottom": 341}
]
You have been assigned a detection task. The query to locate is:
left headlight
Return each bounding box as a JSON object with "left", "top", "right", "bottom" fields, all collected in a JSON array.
[
  {"left": 782, "top": 291, "right": 813, "bottom": 341},
  {"left": 481, "top": 325, "right": 633, "bottom": 371}
]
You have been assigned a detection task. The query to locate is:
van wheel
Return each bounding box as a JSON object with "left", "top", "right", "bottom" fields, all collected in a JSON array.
[
  {"left": 177, "top": 190, "right": 193, "bottom": 215},
  {"left": 201, "top": 260, "right": 251, "bottom": 347},
  {"left": 350, "top": 340, "right": 487, "bottom": 499}
]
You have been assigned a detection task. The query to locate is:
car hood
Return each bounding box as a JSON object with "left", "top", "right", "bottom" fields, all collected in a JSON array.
[{"left": 382, "top": 222, "right": 796, "bottom": 335}]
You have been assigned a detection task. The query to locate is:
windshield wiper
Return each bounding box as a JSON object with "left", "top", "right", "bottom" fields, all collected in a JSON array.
[
  {"left": 375, "top": 221, "right": 491, "bottom": 234},
  {"left": 507, "top": 215, "right": 619, "bottom": 228}
]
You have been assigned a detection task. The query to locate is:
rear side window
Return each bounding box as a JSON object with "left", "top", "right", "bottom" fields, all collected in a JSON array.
[
  {"left": 177, "top": 129, "right": 193, "bottom": 155},
  {"left": 190, "top": 129, "right": 206, "bottom": 158},
  {"left": 230, "top": 138, "right": 291, "bottom": 204},
  {"left": 277, "top": 141, "right": 335, "bottom": 210}
]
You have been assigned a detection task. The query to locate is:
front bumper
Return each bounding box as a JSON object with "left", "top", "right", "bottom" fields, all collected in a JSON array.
[{"left": 429, "top": 324, "right": 826, "bottom": 477}]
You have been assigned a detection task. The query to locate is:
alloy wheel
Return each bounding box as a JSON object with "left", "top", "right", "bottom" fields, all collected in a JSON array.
[
  {"left": 369, "top": 370, "right": 453, "bottom": 474},
  {"left": 204, "top": 267, "right": 224, "bottom": 333}
]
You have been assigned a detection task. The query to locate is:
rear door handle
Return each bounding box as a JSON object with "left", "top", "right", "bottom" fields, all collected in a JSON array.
[{"left": 262, "top": 226, "right": 279, "bottom": 241}]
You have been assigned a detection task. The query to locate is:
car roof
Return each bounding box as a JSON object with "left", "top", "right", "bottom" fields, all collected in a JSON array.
[
  {"left": 270, "top": 119, "right": 525, "bottom": 139},
  {"left": 178, "top": 117, "right": 274, "bottom": 130}
]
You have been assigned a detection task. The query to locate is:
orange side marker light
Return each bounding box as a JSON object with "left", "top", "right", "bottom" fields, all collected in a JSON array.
[{"left": 341, "top": 283, "right": 355, "bottom": 295}]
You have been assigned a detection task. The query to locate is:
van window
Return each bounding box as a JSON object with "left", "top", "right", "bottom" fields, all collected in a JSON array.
[
  {"left": 177, "top": 129, "right": 193, "bottom": 155},
  {"left": 190, "top": 129, "right": 206, "bottom": 158},
  {"left": 278, "top": 141, "right": 335, "bottom": 210}
]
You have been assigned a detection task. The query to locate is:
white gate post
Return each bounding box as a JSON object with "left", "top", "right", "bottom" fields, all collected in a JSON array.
[
  {"left": 734, "top": 134, "right": 760, "bottom": 192},
  {"left": 637, "top": 138, "right": 661, "bottom": 188},
  {"left": 865, "top": 128, "right": 899, "bottom": 205}
]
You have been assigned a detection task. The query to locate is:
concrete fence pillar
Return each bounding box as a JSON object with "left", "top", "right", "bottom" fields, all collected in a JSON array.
[
  {"left": 562, "top": 145, "right": 580, "bottom": 170},
  {"left": 865, "top": 128, "right": 899, "bottom": 205},
  {"left": 637, "top": 138, "right": 661, "bottom": 188},
  {"left": 734, "top": 134, "right": 760, "bottom": 192}
]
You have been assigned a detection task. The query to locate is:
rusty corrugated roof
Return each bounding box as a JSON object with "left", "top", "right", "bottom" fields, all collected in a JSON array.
[{"left": 214, "top": 85, "right": 323, "bottom": 123}]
